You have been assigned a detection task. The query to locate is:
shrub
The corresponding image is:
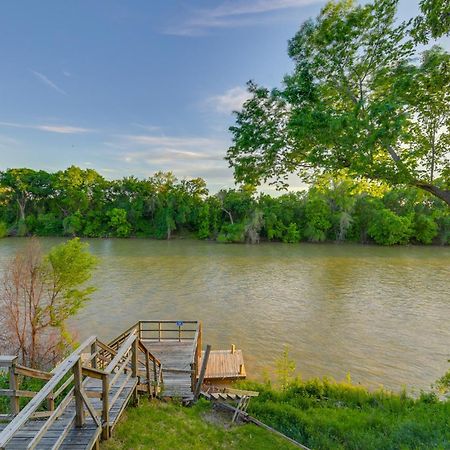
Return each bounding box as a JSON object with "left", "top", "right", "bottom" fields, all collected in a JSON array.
[
  {"left": 368, "top": 209, "right": 412, "bottom": 245},
  {"left": 412, "top": 214, "right": 438, "bottom": 244},
  {"left": 0, "top": 221, "right": 8, "bottom": 238},
  {"left": 282, "top": 223, "right": 300, "bottom": 243},
  {"left": 217, "top": 223, "right": 245, "bottom": 243}
]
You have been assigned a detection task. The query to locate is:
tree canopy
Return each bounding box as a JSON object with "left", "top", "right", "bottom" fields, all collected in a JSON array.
[
  {"left": 226, "top": 0, "right": 450, "bottom": 205},
  {"left": 0, "top": 166, "right": 448, "bottom": 246}
]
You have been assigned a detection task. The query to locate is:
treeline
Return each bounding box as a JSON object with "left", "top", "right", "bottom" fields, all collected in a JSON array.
[{"left": 0, "top": 167, "right": 448, "bottom": 245}]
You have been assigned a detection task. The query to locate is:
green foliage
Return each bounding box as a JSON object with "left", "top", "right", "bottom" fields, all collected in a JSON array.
[
  {"left": 107, "top": 208, "right": 131, "bottom": 237},
  {"left": 217, "top": 223, "right": 246, "bottom": 243},
  {"left": 368, "top": 209, "right": 412, "bottom": 245},
  {"left": 413, "top": 214, "right": 438, "bottom": 244},
  {"left": 413, "top": 0, "right": 450, "bottom": 43},
  {"left": 275, "top": 346, "right": 297, "bottom": 389},
  {"left": 304, "top": 195, "right": 332, "bottom": 242},
  {"left": 43, "top": 238, "right": 98, "bottom": 329},
  {"left": 226, "top": 0, "right": 450, "bottom": 206},
  {"left": 0, "top": 221, "right": 8, "bottom": 238},
  {"left": 282, "top": 223, "right": 300, "bottom": 243},
  {"left": 435, "top": 367, "right": 450, "bottom": 395},
  {"left": 0, "top": 167, "right": 447, "bottom": 246},
  {"left": 239, "top": 377, "right": 450, "bottom": 450},
  {"left": 101, "top": 399, "right": 296, "bottom": 450}
]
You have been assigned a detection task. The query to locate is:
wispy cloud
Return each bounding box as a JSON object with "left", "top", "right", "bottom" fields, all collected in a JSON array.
[
  {"left": 165, "top": 0, "right": 322, "bottom": 36},
  {"left": 205, "top": 86, "right": 252, "bottom": 114},
  {"left": 104, "top": 132, "right": 233, "bottom": 184},
  {"left": 30, "top": 70, "right": 67, "bottom": 95},
  {"left": 0, "top": 121, "right": 94, "bottom": 134},
  {"left": 130, "top": 123, "right": 162, "bottom": 132}
]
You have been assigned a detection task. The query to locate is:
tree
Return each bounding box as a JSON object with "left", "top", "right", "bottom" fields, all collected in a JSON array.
[
  {"left": 413, "top": 0, "right": 450, "bottom": 43},
  {"left": 226, "top": 0, "right": 450, "bottom": 206},
  {"left": 0, "top": 238, "right": 98, "bottom": 368}
]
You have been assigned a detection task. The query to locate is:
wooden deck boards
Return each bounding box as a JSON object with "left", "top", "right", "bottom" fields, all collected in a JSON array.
[
  {"left": 202, "top": 350, "right": 246, "bottom": 380},
  {"left": 142, "top": 340, "right": 195, "bottom": 400},
  {"left": 0, "top": 373, "right": 136, "bottom": 450}
]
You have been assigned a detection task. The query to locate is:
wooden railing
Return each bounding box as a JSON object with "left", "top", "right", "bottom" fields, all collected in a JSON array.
[
  {"left": 0, "top": 336, "right": 101, "bottom": 450},
  {"left": 109, "top": 320, "right": 202, "bottom": 395},
  {"left": 0, "top": 330, "right": 163, "bottom": 447},
  {"left": 0, "top": 320, "right": 201, "bottom": 448}
]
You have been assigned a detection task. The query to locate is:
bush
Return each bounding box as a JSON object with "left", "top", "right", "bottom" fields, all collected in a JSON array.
[
  {"left": 282, "top": 223, "right": 300, "bottom": 243},
  {"left": 107, "top": 208, "right": 131, "bottom": 237},
  {"left": 0, "top": 221, "right": 8, "bottom": 238},
  {"left": 368, "top": 209, "right": 412, "bottom": 245},
  {"left": 239, "top": 378, "right": 450, "bottom": 450},
  {"left": 412, "top": 214, "right": 438, "bottom": 244},
  {"left": 217, "top": 223, "right": 245, "bottom": 243}
]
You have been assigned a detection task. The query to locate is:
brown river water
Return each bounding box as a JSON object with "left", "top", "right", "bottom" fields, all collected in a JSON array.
[{"left": 0, "top": 237, "right": 449, "bottom": 392}]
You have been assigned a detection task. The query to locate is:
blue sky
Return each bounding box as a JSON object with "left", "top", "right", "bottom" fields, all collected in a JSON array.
[{"left": 0, "top": 0, "right": 448, "bottom": 193}]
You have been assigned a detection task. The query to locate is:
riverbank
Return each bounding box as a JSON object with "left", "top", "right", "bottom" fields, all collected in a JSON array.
[
  {"left": 100, "top": 398, "right": 297, "bottom": 450},
  {"left": 100, "top": 378, "right": 450, "bottom": 450}
]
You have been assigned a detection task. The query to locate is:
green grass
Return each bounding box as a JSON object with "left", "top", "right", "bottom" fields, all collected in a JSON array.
[
  {"left": 239, "top": 378, "right": 450, "bottom": 450},
  {"left": 101, "top": 398, "right": 297, "bottom": 450}
]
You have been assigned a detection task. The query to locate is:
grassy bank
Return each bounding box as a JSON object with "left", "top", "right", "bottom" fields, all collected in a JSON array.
[
  {"left": 100, "top": 378, "right": 450, "bottom": 450},
  {"left": 100, "top": 398, "right": 297, "bottom": 450},
  {"left": 239, "top": 378, "right": 450, "bottom": 449}
]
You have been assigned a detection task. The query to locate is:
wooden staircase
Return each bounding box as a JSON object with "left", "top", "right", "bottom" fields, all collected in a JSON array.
[{"left": 0, "top": 320, "right": 201, "bottom": 450}]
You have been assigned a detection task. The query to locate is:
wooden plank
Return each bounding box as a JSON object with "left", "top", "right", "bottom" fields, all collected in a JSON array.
[{"left": 15, "top": 365, "right": 52, "bottom": 381}]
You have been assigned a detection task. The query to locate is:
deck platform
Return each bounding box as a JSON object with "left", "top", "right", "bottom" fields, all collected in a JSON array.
[
  {"left": 142, "top": 340, "right": 195, "bottom": 400},
  {"left": 202, "top": 348, "right": 246, "bottom": 380}
]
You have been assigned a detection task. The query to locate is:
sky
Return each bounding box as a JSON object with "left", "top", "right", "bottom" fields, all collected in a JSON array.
[{"left": 0, "top": 0, "right": 448, "bottom": 194}]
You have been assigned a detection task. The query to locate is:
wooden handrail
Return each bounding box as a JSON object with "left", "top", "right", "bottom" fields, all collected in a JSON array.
[
  {"left": 137, "top": 340, "right": 161, "bottom": 366},
  {"left": 105, "top": 332, "right": 136, "bottom": 374},
  {"left": 0, "top": 335, "right": 96, "bottom": 449}
]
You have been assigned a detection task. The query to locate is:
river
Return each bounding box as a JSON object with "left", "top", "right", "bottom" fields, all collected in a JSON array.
[{"left": 0, "top": 237, "right": 449, "bottom": 392}]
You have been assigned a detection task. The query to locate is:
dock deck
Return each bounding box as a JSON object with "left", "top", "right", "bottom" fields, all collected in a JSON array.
[
  {"left": 143, "top": 340, "right": 195, "bottom": 400},
  {"left": 202, "top": 349, "right": 246, "bottom": 380}
]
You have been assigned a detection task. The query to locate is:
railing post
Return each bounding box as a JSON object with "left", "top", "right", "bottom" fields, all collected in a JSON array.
[
  {"left": 102, "top": 373, "right": 110, "bottom": 439},
  {"left": 47, "top": 393, "right": 55, "bottom": 412},
  {"left": 9, "top": 356, "right": 19, "bottom": 415},
  {"left": 91, "top": 340, "right": 98, "bottom": 369},
  {"left": 153, "top": 359, "right": 158, "bottom": 396},
  {"left": 73, "top": 358, "right": 85, "bottom": 428},
  {"left": 144, "top": 350, "right": 151, "bottom": 397},
  {"left": 131, "top": 337, "right": 139, "bottom": 405},
  {"left": 132, "top": 337, "right": 138, "bottom": 378},
  {"left": 158, "top": 322, "right": 162, "bottom": 342},
  {"left": 193, "top": 344, "right": 211, "bottom": 401}
]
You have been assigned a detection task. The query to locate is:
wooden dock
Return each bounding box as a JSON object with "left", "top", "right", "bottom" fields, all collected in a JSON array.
[
  {"left": 0, "top": 319, "right": 246, "bottom": 449},
  {"left": 202, "top": 347, "right": 246, "bottom": 380}
]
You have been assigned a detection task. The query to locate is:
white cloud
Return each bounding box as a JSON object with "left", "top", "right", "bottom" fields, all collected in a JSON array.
[
  {"left": 104, "top": 132, "right": 234, "bottom": 184},
  {"left": 0, "top": 121, "right": 94, "bottom": 134},
  {"left": 165, "top": 0, "right": 322, "bottom": 36},
  {"left": 206, "top": 86, "right": 251, "bottom": 114},
  {"left": 30, "top": 70, "right": 67, "bottom": 95}
]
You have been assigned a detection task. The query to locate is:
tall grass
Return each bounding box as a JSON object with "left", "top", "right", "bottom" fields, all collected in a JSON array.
[{"left": 239, "top": 378, "right": 450, "bottom": 449}]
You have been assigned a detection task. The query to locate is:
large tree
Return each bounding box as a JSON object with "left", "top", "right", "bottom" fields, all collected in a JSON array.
[{"left": 226, "top": 0, "right": 450, "bottom": 206}]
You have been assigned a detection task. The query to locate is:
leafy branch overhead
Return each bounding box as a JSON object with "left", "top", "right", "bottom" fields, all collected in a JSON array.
[{"left": 226, "top": 0, "right": 450, "bottom": 205}]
